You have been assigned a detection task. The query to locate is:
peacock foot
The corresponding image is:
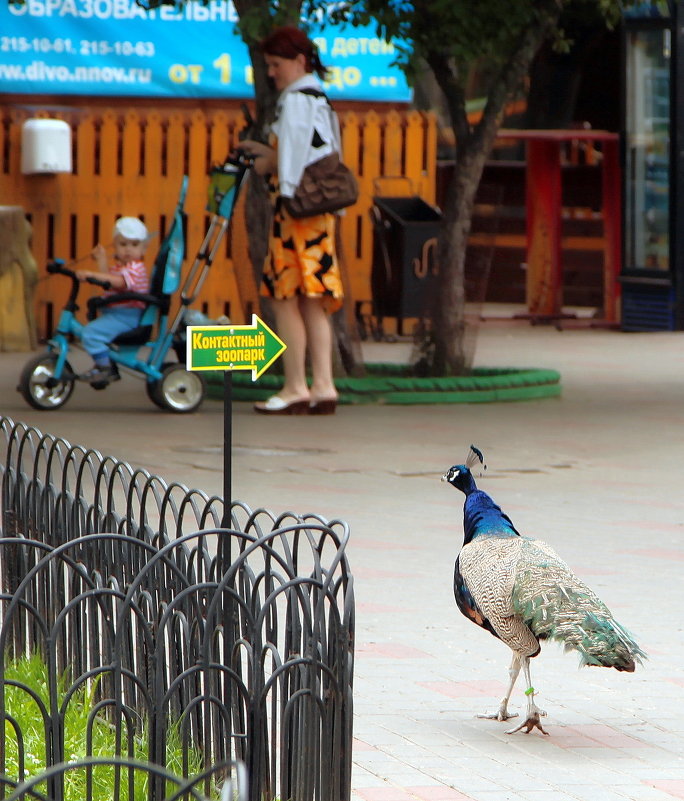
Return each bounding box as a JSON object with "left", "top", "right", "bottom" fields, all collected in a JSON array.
[
  {"left": 477, "top": 707, "right": 518, "bottom": 722},
  {"left": 506, "top": 711, "right": 549, "bottom": 735}
]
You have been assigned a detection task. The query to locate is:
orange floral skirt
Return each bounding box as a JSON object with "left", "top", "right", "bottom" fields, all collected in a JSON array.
[{"left": 260, "top": 193, "right": 344, "bottom": 314}]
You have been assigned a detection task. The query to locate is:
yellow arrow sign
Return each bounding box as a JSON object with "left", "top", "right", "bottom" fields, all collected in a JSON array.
[{"left": 186, "top": 315, "right": 286, "bottom": 380}]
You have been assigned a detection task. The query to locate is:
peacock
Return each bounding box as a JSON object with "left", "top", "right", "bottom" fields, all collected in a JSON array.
[{"left": 442, "top": 445, "right": 645, "bottom": 735}]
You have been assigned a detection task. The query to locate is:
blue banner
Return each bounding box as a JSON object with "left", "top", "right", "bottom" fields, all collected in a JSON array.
[{"left": 0, "top": 1, "right": 411, "bottom": 101}]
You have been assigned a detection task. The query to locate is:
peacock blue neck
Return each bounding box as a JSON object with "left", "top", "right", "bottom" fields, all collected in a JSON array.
[{"left": 463, "top": 490, "right": 520, "bottom": 544}]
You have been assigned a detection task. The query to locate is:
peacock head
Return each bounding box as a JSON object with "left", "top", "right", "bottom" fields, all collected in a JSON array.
[
  {"left": 441, "top": 446, "right": 486, "bottom": 495},
  {"left": 441, "top": 464, "right": 477, "bottom": 494}
]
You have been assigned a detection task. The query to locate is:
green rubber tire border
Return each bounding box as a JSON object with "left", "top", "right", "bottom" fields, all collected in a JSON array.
[{"left": 206, "top": 364, "right": 561, "bottom": 404}]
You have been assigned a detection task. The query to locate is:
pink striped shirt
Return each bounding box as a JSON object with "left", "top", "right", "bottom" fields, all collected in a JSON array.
[{"left": 104, "top": 260, "right": 149, "bottom": 309}]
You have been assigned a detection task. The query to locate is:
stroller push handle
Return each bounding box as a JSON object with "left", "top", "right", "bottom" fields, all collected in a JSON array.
[
  {"left": 226, "top": 147, "right": 254, "bottom": 169},
  {"left": 224, "top": 102, "right": 257, "bottom": 168},
  {"left": 239, "top": 102, "right": 255, "bottom": 135}
]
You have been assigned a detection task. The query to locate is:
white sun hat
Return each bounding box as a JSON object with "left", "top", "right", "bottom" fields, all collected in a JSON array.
[{"left": 113, "top": 217, "right": 149, "bottom": 242}]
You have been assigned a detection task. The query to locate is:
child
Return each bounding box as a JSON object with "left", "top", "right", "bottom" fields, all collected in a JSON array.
[{"left": 76, "top": 216, "right": 150, "bottom": 384}]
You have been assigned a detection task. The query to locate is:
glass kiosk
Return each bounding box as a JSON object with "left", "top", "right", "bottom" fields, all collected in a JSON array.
[{"left": 621, "top": 0, "right": 678, "bottom": 329}]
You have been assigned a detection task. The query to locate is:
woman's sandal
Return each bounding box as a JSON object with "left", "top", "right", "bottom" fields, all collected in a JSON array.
[
  {"left": 254, "top": 396, "right": 310, "bottom": 415},
  {"left": 308, "top": 398, "right": 337, "bottom": 415}
]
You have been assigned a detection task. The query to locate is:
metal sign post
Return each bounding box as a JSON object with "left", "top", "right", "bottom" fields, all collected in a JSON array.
[{"left": 187, "top": 314, "right": 286, "bottom": 525}]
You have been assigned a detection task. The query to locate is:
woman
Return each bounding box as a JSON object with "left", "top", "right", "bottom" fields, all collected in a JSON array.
[{"left": 241, "top": 26, "right": 343, "bottom": 415}]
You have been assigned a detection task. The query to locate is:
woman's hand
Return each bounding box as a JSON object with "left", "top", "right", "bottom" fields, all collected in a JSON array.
[{"left": 239, "top": 139, "right": 277, "bottom": 176}]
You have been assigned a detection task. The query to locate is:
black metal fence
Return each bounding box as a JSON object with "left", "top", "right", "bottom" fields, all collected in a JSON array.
[
  {"left": 0, "top": 416, "right": 354, "bottom": 801},
  {"left": 0, "top": 758, "right": 248, "bottom": 801}
]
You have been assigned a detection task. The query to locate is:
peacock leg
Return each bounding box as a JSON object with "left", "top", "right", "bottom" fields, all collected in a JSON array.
[
  {"left": 506, "top": 655, "right": 549, "bottom": 735},
  {"left": 478, "top": 652, "right": 520, "bottom": 722}
]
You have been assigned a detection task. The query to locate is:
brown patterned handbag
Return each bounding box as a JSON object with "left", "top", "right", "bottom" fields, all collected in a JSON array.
[{"left": 283, "top": 151, "right": 359, "bottom": 218}]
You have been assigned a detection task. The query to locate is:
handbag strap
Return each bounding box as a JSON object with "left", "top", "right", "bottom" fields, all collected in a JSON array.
[
  {"left": 297, "top": 88, "right": 336, "bottom": 149},
  {"left": 297, "top": 87, "right": 331, "bottom": 103}
]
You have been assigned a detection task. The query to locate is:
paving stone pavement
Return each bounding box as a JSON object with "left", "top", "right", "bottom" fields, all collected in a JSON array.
[{"left": 2, "top": 313, "right": 684, "bottom": 801}]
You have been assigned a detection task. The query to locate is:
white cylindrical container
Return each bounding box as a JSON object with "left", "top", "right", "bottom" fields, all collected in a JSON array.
[{"left": 21, "top": 119, "right": 72, "bottom": 174}]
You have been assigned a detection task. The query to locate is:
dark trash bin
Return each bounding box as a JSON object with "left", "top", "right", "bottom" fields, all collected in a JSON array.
[{"left": 370, "top": 195, "right": 441, "bottom": 333}]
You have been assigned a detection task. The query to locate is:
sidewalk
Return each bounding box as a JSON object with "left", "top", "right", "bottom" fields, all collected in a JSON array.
[{"left": 2, "top": 315, "right": 684, "bottom": 801}]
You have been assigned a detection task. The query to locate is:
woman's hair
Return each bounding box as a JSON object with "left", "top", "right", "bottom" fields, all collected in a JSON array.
[{"left": 260, "top": 25, "right": 328, "bottom": 80}]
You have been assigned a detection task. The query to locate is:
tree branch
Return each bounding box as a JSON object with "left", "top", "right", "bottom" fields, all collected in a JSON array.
[
  {"left": 475, "top": 1, "right": 563, "bottom": 154},
  {"left": 424, "top": 52, "right": 470, "bottom": 148}
]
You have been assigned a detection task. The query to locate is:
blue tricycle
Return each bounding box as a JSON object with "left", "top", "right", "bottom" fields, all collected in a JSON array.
[{"left": 17, "top": 158, "right": 249, "bottom": 413}]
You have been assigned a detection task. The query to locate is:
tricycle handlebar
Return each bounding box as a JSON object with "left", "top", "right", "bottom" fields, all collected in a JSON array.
[
  {"left": 86, "top": 275, "right": 112, "bottom": 290},
  {"left": 46, "top": 260, "right": 111, "bottom": 290},
  {"left": 46, "top": 259, "right": 69, "bottom": 276}
]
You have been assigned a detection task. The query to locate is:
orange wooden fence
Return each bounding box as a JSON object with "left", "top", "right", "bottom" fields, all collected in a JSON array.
[{"left": 0, "top": 105, "right": 437, "bottom": 340}]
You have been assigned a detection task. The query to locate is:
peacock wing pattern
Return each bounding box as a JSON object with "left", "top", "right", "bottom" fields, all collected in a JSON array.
[{"left": 457, "top": 537, "right": 540, "bottom": 657}]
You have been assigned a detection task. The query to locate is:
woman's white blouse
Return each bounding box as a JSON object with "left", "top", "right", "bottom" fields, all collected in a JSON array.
[{"left": 272, "top": 74, "right": 342, "bottom": 199}]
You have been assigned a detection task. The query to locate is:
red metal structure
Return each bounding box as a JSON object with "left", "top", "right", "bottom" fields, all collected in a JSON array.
[{"left": 498, "top": 129, "right": 621, "bottom": 324}]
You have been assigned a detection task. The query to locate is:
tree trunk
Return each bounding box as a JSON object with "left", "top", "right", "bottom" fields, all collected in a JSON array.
[
  {"left": 432, "top": 146, "right": 488, "bottom": 375},
  {"left": 239, "top": 39, "right": 276, "bottom": 295},
  {"left": 427, "top": 5, "right": 563, "bottom": 375}
]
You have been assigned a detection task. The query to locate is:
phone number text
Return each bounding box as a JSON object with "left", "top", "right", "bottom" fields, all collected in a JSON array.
[{"left": 1, "top": 36, "right": 155, "bottom": 57}]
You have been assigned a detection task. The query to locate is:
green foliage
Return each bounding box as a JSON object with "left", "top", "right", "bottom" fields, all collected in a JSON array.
[
  {"left": 2, "top": 653, "right": 206, "bottom": 801},
  {"left": 235, "top": 1, "right": 287, "bottom": 47},
  {"left": 326, "top": 0, "right": 620, "bottom": 88},
  {"left": 3, "top": 653, "right": 55, "bottom": 779}
]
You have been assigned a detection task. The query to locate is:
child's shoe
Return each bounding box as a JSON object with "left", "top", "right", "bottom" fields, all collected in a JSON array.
[{"left": 80, "top": 364, "right": 120, "bottom": 386}]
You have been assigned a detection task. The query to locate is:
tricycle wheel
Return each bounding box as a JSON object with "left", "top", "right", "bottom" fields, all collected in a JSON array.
[
  {"left": 147, "top": 363, "right": 206, "bottom": 413},
  {"left": 145, "top": 375, "right": 166, "bottom": 409},
  {"left": 17, "top": 354, "right": 75, "bottom": 410}
]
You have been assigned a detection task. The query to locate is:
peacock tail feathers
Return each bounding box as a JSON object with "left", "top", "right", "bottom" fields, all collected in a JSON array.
[{"left": 511, "top": 539, "right": 646, "bottom": 672}]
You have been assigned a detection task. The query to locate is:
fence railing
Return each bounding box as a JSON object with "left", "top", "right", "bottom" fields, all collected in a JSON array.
[
  {"left": 0, "top": 758, "right": 248, "bottom": 801},
  {"left": 0, "top": 104, "right": 437, "bottom": 340},
  {"left": 0, "top": 416, "right": 354, "bottom": 801}
]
